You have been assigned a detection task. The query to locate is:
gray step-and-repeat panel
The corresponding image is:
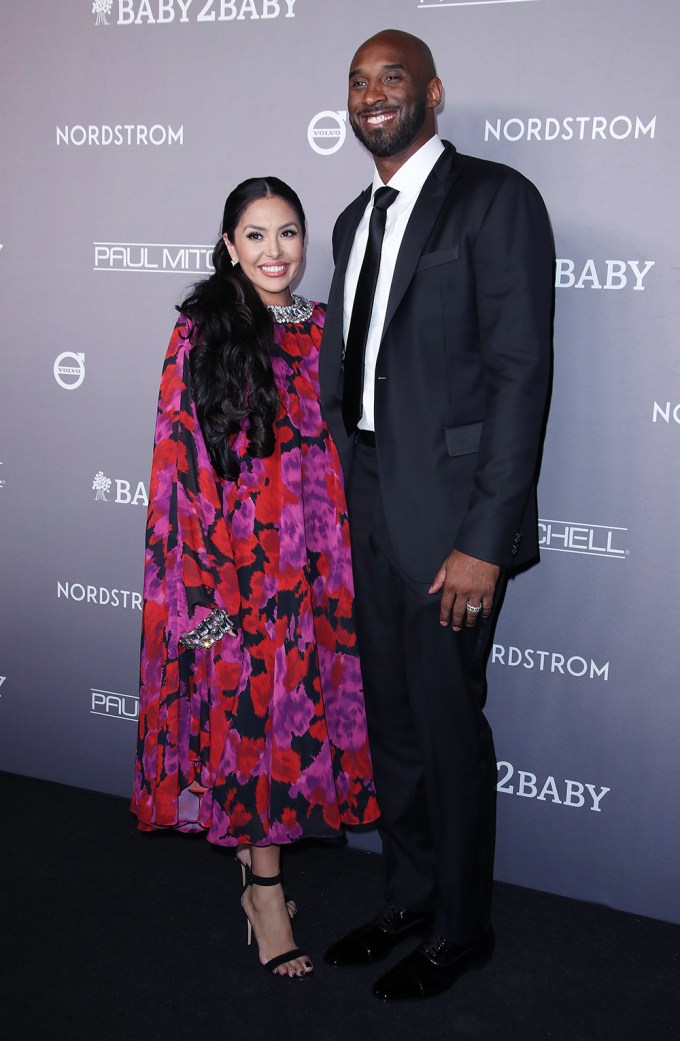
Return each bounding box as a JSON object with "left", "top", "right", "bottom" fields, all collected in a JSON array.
[{"left": 2, "top": 0, "right": 678, "bottom": 924}]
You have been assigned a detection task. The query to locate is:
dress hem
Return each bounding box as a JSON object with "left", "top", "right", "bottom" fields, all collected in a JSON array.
[{"left": 132, "top": 809, "right": 381, "bottom": 848}]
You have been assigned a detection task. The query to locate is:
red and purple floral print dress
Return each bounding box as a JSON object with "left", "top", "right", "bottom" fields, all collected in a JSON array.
[{"left": 131, "top": 302, "right": 379, "bottom": 846}]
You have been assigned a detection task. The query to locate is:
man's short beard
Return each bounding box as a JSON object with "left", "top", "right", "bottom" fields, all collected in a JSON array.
[{"left": 350, "top": 99, "right": 428, "bottom": 158}]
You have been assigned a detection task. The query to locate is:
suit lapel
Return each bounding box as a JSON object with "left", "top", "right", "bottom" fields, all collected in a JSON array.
[
  {"left": 335, "top": 188, "right": 371, "bottom": 271},
  {"left": 325, "top": 188, "right": 371, "bottom": 338},
  {"left": 323, "top": 144, "right": 460, "bottom": 392},
  {"left": 320, "top": 187, "right": 371, "bottom": 399},
  {"left": 382, "top": 143, "right": 461, "bottom": 337}
]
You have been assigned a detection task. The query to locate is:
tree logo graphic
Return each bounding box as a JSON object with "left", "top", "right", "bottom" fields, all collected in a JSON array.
[
  {"left": 93, "top": 471, "right": 112, "bottom": 501},
  {"left": 92, "top": 1, "right": 114, "bottom": 26}
]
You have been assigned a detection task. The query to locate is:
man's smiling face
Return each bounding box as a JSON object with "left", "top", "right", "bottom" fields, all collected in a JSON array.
[{"left": 347, "top": 31, "right": 441, "bottom": 162}]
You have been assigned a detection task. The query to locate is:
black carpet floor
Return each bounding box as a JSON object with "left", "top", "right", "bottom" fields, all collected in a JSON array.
[{"left": 2, "top": 772, "right": 678, "bottom": 1041}]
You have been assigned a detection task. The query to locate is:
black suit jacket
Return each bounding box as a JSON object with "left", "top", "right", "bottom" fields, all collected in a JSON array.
[{"left": 319, "top": 142, "right": 554, "bottom": 584}]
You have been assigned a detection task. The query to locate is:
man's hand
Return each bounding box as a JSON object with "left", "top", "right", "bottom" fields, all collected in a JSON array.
[{"left": 429, "top": 549, "right": 501, "bottom": 631}]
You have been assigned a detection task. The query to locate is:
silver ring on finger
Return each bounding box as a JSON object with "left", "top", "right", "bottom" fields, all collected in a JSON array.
[{"left": 466, "top": 601, "right": 483, "bottom": 614}]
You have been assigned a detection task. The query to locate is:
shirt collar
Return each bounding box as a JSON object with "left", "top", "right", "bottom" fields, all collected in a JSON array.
[{"left": 371, "top": 134, "right": 445, "bottom": 204}]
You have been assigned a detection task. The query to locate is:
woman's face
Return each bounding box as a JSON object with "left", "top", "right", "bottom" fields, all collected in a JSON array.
[{"left": 224, "top": 195, "right": 304, "bottom": 306}]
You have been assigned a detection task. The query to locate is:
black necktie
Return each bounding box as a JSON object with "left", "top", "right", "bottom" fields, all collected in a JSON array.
[{"left": 342, "top": 186, "right": 399, "bottom": 434}]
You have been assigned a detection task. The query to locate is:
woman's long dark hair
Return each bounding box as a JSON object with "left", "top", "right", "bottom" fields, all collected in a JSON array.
[{"left": 180, "top": 177, "right": 306, "bottom": 481}]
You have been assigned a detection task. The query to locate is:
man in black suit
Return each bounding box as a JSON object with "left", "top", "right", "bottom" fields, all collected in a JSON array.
[{"left": 319, "top": 30, "right": 554, "bottom": 1001}]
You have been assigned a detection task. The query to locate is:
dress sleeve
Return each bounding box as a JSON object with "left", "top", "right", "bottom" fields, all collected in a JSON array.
[
  {"left": 142, "top": 315, "right": 241, "bottom": 661},
  {"left": 134, "top": 318, "right": 242, "bottom": 827}
]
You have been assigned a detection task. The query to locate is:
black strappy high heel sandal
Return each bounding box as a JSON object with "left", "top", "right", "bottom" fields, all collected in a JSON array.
[
  {"left": 242, "top": 866, "right": 313, "bottom": 978},
  {"left": 238, "top": 854, "right": 297, "bottom": 919}
]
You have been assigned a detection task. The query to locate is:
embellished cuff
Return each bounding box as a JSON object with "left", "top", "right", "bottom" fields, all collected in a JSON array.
[{"left": 179, "top": 609, "right": 238, "bottom": 649}]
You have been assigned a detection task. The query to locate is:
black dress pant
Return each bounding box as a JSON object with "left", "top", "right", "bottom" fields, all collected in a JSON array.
[{"left": 347, "top": 441, "right": 500, "bottom": 944}]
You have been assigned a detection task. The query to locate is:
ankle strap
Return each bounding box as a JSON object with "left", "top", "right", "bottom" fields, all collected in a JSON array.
[{"left": 244, "top": 866, "right": 283, "bottom": 887}]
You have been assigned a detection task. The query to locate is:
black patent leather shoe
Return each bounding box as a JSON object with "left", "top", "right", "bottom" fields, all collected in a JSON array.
[
  {"left": 371, "top": 927, "right": 494, "bottom": 1000},
  {"left": 324, "top": 905, "right": 433, "bottom": 966}
]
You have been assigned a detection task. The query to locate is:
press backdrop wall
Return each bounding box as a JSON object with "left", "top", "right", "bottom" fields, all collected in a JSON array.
[{"left": 2, "top": 0, "right": 678, "bottom": 924}]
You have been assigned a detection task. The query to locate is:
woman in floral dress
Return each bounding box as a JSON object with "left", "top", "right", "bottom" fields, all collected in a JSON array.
[{"left": 131, "top": 177, "right": 378, "bottom": 979}]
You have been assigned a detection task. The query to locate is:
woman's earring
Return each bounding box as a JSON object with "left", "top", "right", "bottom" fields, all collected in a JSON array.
[{"left": 230, "top": 256, "right": 239, "bottom": 268}]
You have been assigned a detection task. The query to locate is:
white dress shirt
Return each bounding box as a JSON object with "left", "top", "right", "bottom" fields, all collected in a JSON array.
[{"left": 343, "top": 134, "right": 445, "bottom": 431}]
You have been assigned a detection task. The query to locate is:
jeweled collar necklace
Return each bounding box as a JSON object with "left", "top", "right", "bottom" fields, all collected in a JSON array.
[{"left": 266, "top": 295, "right": 313, "bottom": 324}]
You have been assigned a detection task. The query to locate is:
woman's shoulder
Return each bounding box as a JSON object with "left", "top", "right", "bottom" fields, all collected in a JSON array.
[
  {"left": 160, "top": 312, "right": 197, "bottom": 371},
  {"left": 309, "top": 301, "right": 326, "bottom": 329},
  {"left": 174, "top": 311, "right": 196, "bottom": 341},
  {"left": 168, "top": 311, "right": 199, "bottom": 352}
]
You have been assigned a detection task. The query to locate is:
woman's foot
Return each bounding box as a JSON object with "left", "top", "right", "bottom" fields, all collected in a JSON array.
[
  {"left": 237, "top": 846, "right": 297, "bottom": 918},
  {"left": 241, "top": 874, "right": 313, "bottom": 978}
]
